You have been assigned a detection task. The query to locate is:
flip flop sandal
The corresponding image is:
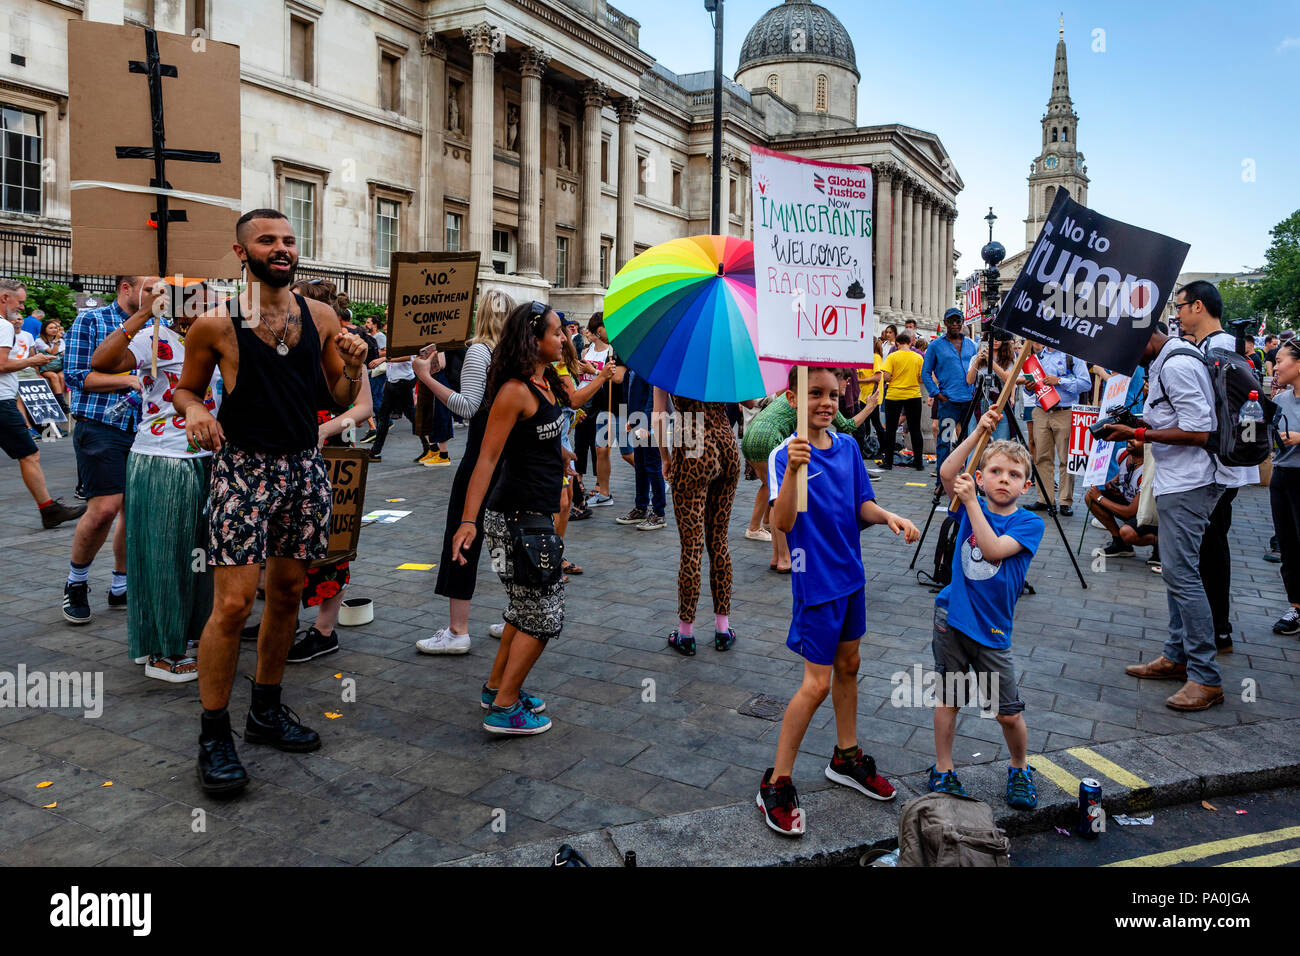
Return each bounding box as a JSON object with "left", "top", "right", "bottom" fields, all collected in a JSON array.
[
  {"left": 714, "top": 629, "right": 736, "bottom": 652},
  {"left": 563, "top": 561, "right": 583, "bottom": 575},
  {"left": 145, "top": 654, "right": 199, "bottom": 683},
  {"left": 667, "top": 629, "right": 696, "bottom": 657}
]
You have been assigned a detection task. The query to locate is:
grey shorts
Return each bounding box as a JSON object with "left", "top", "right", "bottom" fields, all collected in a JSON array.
[{"left": 931, "top": 606, "right": 1025, "bottom": 715}]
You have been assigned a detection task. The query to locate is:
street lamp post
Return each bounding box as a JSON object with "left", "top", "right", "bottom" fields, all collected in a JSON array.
[
  {"left": 705, "top": 0, "right": 723, "bottom": 234},
  {"left": 980, "top": 207, "right": 1005, "bottom": 323}
]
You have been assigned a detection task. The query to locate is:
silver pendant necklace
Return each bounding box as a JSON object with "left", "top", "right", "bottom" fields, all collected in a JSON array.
[{"left": 252, "top": 308, "right": 294, "bottom": 356}]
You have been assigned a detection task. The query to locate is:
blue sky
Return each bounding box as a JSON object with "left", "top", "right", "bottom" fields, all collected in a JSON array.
[{"left": 628, "top": 0, "right": 1300, "bottom": 274}]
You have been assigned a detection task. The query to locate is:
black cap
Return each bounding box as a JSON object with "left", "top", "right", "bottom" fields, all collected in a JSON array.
[{"left": 943, "top": 307, "right": 963, "bottom": 322}]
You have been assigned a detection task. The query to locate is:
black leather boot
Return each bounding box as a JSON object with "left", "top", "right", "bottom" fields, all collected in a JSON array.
[
  {"left": 197, "top": 710, "right": 249, "bottom": 794},
  {"left": 245, "top": 682, "right": 321, "bottom": 752}
]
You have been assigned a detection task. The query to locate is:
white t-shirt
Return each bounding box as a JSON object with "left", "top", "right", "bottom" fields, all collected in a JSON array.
[
  {"left": 385, "top": 355, "right": 415, "bottom": 382},
  {"left": 373, "top": 330, "right": 387, "bottom": 352},
  {"left": 34, "top": 336, "right": 64, "bottom": 356},
  {"left": 1144, "top": 340, "right": 1217, "bottom": 496},
  {"left": 580, "top": 344, "right": 612, "bottom": 386},
  {"left": 0, "top": 324, "right": 35, "bottom": 400},
  {"left": 127, "top": 325, "right": 221, "bottom": 458},
  {"left": 1198, "top": 329, "right": 1259, "bottom": 488}
]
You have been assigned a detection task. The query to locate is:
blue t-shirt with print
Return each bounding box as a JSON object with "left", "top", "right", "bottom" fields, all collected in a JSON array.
[
  {"left": 936, "top": 499, "right": 1043, "bottom": 649},
  {"left": 769, "top": 432, "right": 875, "bottom": 607}
]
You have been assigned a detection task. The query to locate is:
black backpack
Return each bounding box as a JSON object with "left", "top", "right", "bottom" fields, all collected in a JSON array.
[
  {"left": 917, "top": 514, "right": 961, "bottom": 591},
  {"left": 1156, "top": 342, "right": 1276, "bottom": 468}
]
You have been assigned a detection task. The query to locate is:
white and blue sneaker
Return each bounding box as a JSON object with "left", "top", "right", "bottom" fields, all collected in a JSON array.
[
  {"left": 481, "top": 683, "right": 545, "bottom": 713},
  {"left": 483, "top": 701, "right": 551, "bottom": 735},
  {"left": 587, "top": 492, "right": 613, "bottom": 507}
]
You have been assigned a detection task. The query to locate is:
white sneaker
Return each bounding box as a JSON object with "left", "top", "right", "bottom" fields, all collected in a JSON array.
[
  {"left": 1090, "top": 517, "right": 1106, "bottom": 530},
  {"left": 587, "top": 492, "right": 613, "bottom": 507},
  {"left": 867, "top": 467, "right": 884, "bottom": 478},
  {"left": 489, "top": 621, "right": 506, "bottom": 639},
  {"left": 744, "top": 528, "right": 772, "bottom": 542},
  {"left": 416, "top": 627, "right": 471, "bottom": 655}
]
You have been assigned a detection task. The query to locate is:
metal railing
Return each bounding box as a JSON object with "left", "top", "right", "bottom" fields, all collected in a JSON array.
[{"left": 293, "top": 264, "right": 390, "bottom": 306}]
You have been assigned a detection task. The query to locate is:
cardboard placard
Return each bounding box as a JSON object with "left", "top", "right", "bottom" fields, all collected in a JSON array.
[
  {"left": 17, "top": 379, "right": 68, "bottom": 424},
  {"left": 992, "top": 191, "right": 1189, "bottom": 375},
  {"left": 1080, "top": 374, "right": 1132, "bottom": 489},
  {"left": 68, "top": 21, "right": 242, "bottom": 278},
  {"left": 385, "top": 252, "right": 481, "bottom": 359},
  {"left": 750, "top": 145, "right": 875, "bottom": 367},
  {"left": 1068, "top": 405, "right": 1100, "bottom": 475},
  {"left": 312, "top": 447, "right": 370, "bottom": 568}
]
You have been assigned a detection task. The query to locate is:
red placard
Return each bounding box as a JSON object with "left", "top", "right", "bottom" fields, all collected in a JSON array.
[{"left": 1022, "top": 354, "right": 1060, "bottom": 411}]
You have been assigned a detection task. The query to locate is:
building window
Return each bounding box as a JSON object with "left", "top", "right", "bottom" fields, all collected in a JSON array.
[
  {"left": 289, "top": 16, "right": 314, "bottom": 83},
  {"left": 445, "top": 211, "right": 462, "bottom": 251},
  {"left": 766, "top": 73, "right": 780, "bottom": 95},
  {"left": 284, "top": 178, "right": 315, "bottom": 258},
  {"left": 375, "top": 198, "right": 399, "bottom": 270},
  {"left": 1051, "top": 127, "right": 1058, "bottom": 142},
  {"left": 492, "top": 228, "right": 514, "bottom": 274},
  {"left": 0, "top": 105, "right": 42, "bottom": 216},
  {"left": 636, "top": 155, "right": 647, "bottom": 196},
  {"left": 815, "top": 74, "right": 827, "bottom": 112},
  {"left": 556, "top": 236, "right": 569, "bottom": 287},
  {"left": 601, "top": 137, "right": 610, "bottom": 184},
  {"left": 379, "top": 50, "right": 401, "bottom": 112},
  {"left": 600, "top": 243, "right": 608, "bottom": 286},
  {"left": 672, "top": 167, "right": 683, "bottom": 207},
  {"left": 1062, "top": 127, "right": 1068, "bottom": 142},
  {"left": 729, "top": 176, "right": 737, "bottom": 213}
]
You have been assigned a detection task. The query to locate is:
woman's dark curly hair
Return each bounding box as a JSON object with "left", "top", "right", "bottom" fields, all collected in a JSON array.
[{"left": 486, "top": 301, "right": 570, "bottom": 408}]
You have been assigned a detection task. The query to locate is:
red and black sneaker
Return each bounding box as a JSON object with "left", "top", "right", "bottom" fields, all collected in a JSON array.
[
  {"left": 757, "top": 769, "right": 805, "bottom": 837},
  {"left": 825, "top": 748, "right": 896, "bottom": 801}
]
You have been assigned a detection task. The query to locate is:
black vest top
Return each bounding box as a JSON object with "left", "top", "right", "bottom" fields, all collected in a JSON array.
[
  {"left": 219, "top": 292, "right": 323, "bottom": 453},
  {"left": 486, "top": 379, "right": 564, "bottom": 515}
]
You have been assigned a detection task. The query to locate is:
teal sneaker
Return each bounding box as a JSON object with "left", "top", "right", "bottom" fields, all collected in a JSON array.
[
  {"left": 480, "top": 683, "right": 546, "bottom": 714},
  {"left": 1006, "top": 765, "right": 1037, "bottom": 810},
  {"left": 927, "top": 764, "right": 967, "bottom": 796},
  {"left": 483, "top": 701, "right": 551, "bottom": 735}
]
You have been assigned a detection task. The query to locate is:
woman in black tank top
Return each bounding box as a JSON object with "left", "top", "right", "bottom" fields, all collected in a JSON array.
[{"left": 451, "top": 302, "right": 570, "bottom": 736}]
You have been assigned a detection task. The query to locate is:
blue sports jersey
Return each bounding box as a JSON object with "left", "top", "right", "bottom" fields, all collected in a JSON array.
[
  {"left": 936, "top": 499, "right": 1043, "bottom": 649},
  {"left": 769, "top": 432, "right": 875, "bottom": 606}
]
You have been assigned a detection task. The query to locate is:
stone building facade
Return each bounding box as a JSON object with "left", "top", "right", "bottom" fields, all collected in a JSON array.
[{"left": 2, "top": 0, "right": 962, "bottom": 329}]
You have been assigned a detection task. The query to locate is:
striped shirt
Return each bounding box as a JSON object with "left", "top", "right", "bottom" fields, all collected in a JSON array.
[
  {"left": 65, "top": 301, "right": 138, "bottom": 431},
  {"left": 442, "top": 342, "right": 491, "bottom": 420}
]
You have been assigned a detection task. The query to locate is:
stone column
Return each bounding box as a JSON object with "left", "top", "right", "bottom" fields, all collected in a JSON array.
[
  {"left": 464, "top": 23, "right": 499, "bottom": 277},
  {"left": 615, "top": 98, "right": 640, "bottom": 271},
  {"left": 900, "top": 180, "right": 915, "bottom": 316},
  {"left": 919, "top": 194, "right": 932, "bottom": 323},
  {"left": 946, "top": 210, "right": 957, "bottom": 311},
  {"left": 542, "top": 86, "right": 560, "bottom": 282},
  {"left": 873, "top": 164, "right": 893, "bottom": 320},
  {"left": 889, "top": 175, "right": 904, "bottom": 316},
  {"left": 936, "top": 206, "right": 947, "bottom": 315},
  {"left": 516, "top": 47, "right": 550, "bottom": 279},
  {"left": 579, "top": 80, "right": 607, "bottom": 289},
  {"left": 940, "top": 209, "right": 953, "bottom": 313},
  {"left": 910, "top": 187, "right": 923, "bottom": 322},
  {"left": 419, "top": 32, "right": 447, "bottom": 249},
  {"left": 719, "top": 150, "right": 733, "bottom": 231}
]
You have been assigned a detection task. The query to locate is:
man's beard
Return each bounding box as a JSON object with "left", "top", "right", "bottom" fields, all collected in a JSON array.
[{"left": 245, "top": 251, "right": 297, "bottom": 288}]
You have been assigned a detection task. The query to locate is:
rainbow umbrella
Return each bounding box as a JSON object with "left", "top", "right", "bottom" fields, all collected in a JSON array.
[{"left": 603, "top": 235, "right": 788, "bottom": 403}]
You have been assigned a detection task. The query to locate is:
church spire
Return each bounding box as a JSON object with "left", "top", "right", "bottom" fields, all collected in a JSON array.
[{"left": 1049, "top": 23, "right": 1071, "bottom": 108}]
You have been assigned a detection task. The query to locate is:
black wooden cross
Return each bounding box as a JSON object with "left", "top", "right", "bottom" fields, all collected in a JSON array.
[{"left": 115, "top": 28, "right": 221, "bottom": 276}]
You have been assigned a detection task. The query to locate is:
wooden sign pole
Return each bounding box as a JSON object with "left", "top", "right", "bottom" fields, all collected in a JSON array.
[
  {"left": 796, "top": 364, "right": 808, "bottom": 512},
  {"left": 949, "top": 338, "right": 1033, "bottom": 512}
]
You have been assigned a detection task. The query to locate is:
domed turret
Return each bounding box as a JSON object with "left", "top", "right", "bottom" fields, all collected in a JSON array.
[{"left": 736, "top": 1, "right": 859, "bottom": 126}]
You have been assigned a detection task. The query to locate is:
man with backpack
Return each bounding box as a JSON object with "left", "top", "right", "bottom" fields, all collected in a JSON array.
[
  {"left": 1177, "top": 281, "right": 1257, "bottom": 654},
  {"left": 1099, "top": 322, "right": 1228, "bottom": 711}
]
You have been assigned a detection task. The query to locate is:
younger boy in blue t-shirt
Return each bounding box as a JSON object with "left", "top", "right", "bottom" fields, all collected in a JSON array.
[
  {"left": 758, "top": 367, "right": 920, "bottom": 837},
  {"left": 930, "top": 408, "right": 1044, "bottom": 809}
]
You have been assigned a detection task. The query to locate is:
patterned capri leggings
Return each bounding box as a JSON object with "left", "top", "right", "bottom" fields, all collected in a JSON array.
[
  {"left": 670, "top": 411, "right": 740, "bottom": 622},
  {"left": 483, "top": 509, "right": 565, "bottom": 641}
]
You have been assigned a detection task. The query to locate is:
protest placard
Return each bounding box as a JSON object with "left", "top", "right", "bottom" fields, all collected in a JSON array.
[
  {"left": 17, "top": 380, "right": 68, "bottom": 425},
  {"left": 385, "top": 252, "right": 480, "bottom": 359},
  {"left": 963, "top": 280, "right": 983, "bottom": 321},
  {"left": 1068, "top": 405, "right": 1100, "bottom": 475},
  {"left": 67, "top": 21, "right": 242, "bottom": 279},
  {"left": 1080, "top": 374, "right": 1131, "bottom": 489},
  {"left": 992, "top": 191, "right": 1189, "bottom": 375},
  {"left": 750, "top": 145, "right": 875, "bottom": 368},
  {"left": 1021, "top": 353, "right": 1060, "bottom": 411},
  {"left": 313, "top": 447, "right": 369, "bottom": 568}
]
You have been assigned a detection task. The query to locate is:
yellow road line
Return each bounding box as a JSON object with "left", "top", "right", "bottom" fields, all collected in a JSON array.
[
  {"left": 1106, "top": 825, "right": 1300, "bottom": 867},
  {"left": 904, "top": 482, "right": 928, "bottom": 487},
  {"left": 1217, "top": 846, "right": 1300, "bottom": 868},
  {"left": 1066, "top": 747, "right": 1150, "bottom": 790},
  {"left": 1028, "top": 755, "right": 1081, "bottom": 795}
]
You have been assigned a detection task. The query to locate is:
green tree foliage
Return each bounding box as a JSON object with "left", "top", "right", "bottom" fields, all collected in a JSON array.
[
  {"left": 1255, "top": 210, "right": 1300, "bottom": 328},
  {"left": 15, "top": 277, "right": 78, "bottom": 328},
  {"left": 347, "top": 299, "right": 385, "bottom": 325},
  {"left": 1217, "top": 277, "right": 1258, "bottom": 322}
]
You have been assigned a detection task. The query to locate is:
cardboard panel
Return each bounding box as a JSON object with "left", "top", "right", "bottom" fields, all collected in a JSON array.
[
  {"left": 68, "top": 21, "right": 242, "bottom": 278},
  {"left": 385, "top": 252, "right": 481, "bottom": 359},
  {"left": 312, "top": 447, "right": 370, "bottom": 568}
]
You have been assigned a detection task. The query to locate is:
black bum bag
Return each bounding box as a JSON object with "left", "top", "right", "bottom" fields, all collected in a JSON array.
[{"left": 506, "top": 512, "right": 564, "bottom": 588}]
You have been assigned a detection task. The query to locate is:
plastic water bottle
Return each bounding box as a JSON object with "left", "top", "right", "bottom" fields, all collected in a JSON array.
[
  {"left": 105, "top": 390, "right": 141, "bottom": 426},
  {"left": 1239, "top": 390, "right": 1264, "bottom": 442}
]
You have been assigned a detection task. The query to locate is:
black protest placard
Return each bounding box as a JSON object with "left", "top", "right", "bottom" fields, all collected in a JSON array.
[
  {"left": 17, "top": 380, "right": 68, "bottom": 424},
  {"left": 993, "top": 191, "right": 1189, "bottom": 375}
]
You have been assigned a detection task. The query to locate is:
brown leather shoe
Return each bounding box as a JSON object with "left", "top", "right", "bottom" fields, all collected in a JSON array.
[
  {"left": 1165, "top": 681, "right": 1225, "bottom": 711},
  {"left": 1124, "top": 656, "right": 1188, "bottom": 680}
]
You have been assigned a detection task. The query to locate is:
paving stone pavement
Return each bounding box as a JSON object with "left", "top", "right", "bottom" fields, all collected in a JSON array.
[{"left": 1, "top": 426, "right": 1296, "bottom": 865}]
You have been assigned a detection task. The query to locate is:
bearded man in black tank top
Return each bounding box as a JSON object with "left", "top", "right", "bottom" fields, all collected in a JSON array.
[{"left": 173, "top": 208, "right": 369, "bottom": 794}]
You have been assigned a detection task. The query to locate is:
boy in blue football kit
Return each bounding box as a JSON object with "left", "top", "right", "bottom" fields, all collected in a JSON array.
[
  {"left": 930, "top": 408, "right": 1044, "bottom": 809},
  {"left": 758, "top": 368, "right": 920, "bottom": 837}
]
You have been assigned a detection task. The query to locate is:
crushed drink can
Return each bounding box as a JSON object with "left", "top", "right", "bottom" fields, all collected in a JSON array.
[{"left": 1078, "top": 777, "right": 1103, "bottom": 839}]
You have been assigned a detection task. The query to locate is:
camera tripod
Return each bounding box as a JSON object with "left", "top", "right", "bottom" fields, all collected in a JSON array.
[{"left": 906, "top": 372, "right": 1088, "bottom": 591}]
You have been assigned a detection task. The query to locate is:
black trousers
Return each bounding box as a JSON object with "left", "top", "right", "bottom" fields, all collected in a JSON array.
[
  {"left": 1270, "top": 469, "right": 1300, "bottom": 604},
  {"left": 372, "top": 378, "right": 416, "bottom": 454},
  {"left": 574, "top": 406, "right": 600, "bottom": 477},
  {"left": 435, "top": 408, "right": 501, "bottom": 601},
  {"left": 883, "top": 396, "right": 924, "bottom": 469},
  {"left": 1199, "top": 485, "right": 1237, "bottom": 637}
]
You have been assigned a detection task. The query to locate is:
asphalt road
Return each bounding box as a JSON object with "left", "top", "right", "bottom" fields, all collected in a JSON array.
[{"left": 1012, "top": 786, "right": 1300, "bottom": 867}]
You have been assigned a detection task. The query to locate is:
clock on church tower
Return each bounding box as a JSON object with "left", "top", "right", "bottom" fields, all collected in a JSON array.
[{"left": 1025, "top": 22, "right": 1090, "bottom": 247}]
